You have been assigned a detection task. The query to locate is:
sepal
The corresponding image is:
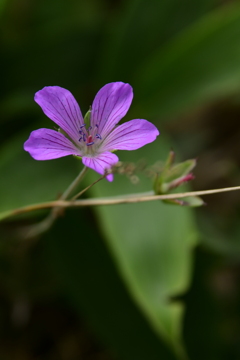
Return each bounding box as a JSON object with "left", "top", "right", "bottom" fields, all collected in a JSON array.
[
  {"left": 154, "top": 151, "right": 204, "bottom": 207},
  {"left": 83, "top": 107, "right": 91, "bottom": 128},
  {"left": 163, "top": 196, "right": 206, "bottom": 207},
  {"left": 154, "top": 151, "right": 196, "bottom": 194}
]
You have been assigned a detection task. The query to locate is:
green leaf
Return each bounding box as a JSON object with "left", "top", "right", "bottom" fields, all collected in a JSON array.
[
  {"left": 135, "top": 3, "right": 240, "bottom": 119},
  {"left": 0, "top": 0, "right": 7, "bottom": 17},
  {"left": 0, "top": 210, "right": 12, "bottom": 221},
  {"left": 98, "top": 0, "right": 217, "bottom": 82},
  {"left": 45, "top": 210, "right": 177, "bottom": 360},
  {"left": 88, "top": 139, "right": 198, "bottom": 357}
]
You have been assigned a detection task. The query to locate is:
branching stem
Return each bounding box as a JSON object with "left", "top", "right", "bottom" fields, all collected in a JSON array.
[{"left": 17, "top": 166, "right": 88, "bottom": 239}]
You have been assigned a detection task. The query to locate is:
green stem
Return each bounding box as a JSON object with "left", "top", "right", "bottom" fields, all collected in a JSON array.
[
  {"left": 20, "top": 166, "right": 88, "bottom": 239},
  {"left": 60, "top": 166, "right": 88, "bottom": 200},
  {"left": 71, "top": 174, "right": 105, "bottom": 201}
]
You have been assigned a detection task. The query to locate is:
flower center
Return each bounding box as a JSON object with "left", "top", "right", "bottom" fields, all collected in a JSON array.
[{"left": 78, "top": 124, "right": 102, "bottom": 149}]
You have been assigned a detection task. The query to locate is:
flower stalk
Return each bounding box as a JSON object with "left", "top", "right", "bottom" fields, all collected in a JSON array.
[
  {"left": 61, "top": 166, "right": 88, "bottom": 200},
  {"left": 17, "top": 166, "right": 89, "bottom": 239},
  {"left": 2, "top": 185, "right": 240, "bottom": 222}
]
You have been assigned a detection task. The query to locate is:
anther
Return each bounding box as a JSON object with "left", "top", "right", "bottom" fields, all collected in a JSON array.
[
  {"left": 78, "top": 137, "right": 82, "bottom": 142},
  {"left": 87, "top": 126, "right": 92, "bottom": 131},
  {"left": 86, "top": 142, "right": 95, "bottom": 146},
  {"left": 83, "top": 133, "right": 86, "bottom": 142},
  {"left": 80, "top": 124, "right": 86, "bottom": 128},
  {"left": 95, "top": 134, "right": 102, "bottom": 140},
  {"left": 95, "top": 124, "right": 99, "bottom": 128}
]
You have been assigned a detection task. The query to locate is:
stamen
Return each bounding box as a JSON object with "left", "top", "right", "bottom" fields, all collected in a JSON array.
[
  {"left": 80, "top": 124, "right": 86, "bottom": 128},
  {"left": 87, "top": 126, "right": 92, "bottom": 131},
  {"left": 86, "top": 142, "right": 95, "bottom": 146},
  {"left": 83, "top": 133, "right": 86, "bottom": 142},
  {"left": 95, "top": 134, "right": 102, "bottom": 140},
  {"left": 78, "top": 137, "right": 82, "bottom": 142},
  {"left": 95, "top": 124, "right": 99, "bottom": 128},
  {"left": 79, "top": 130, "right": 82, "bottom": 134}
]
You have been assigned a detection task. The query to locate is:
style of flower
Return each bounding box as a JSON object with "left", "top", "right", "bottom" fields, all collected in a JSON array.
[{"left": 24, "top": 82, "right": 159, "bottom": 181}]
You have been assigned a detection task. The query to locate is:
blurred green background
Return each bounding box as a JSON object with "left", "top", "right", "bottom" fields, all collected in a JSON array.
[{"left": 1, "top": 0, "right": 240, "bottom": 359}]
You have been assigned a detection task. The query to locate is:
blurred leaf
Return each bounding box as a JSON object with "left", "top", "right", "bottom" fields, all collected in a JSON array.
[
  {"left": 184, "top": 248, "right": 238, "bottom": 360},
  {"left": 0, "top": 130, "right": 79, "bottom": 213},
  {"left": 0, "top": 0, "right": 7, "bottom": 17},
  {"left": 98, "top": 0, "right": 217, "bottom": 82},
  {"left": 0, "top": 211, "right": 12, "bottom": 221},
  {"left": 45, "top": 209, "right": 177, "bottom": 360},
  {"left": 135, "top": 3, "right": 240, "bottom": 118},
  {"left": 88, "top": 139, "right": 198, "bottom": 357}
]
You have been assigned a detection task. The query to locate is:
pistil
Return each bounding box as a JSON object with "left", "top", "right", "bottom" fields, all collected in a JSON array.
[{"left": 78, "top": 123, "right": 101, "bottom": 148}]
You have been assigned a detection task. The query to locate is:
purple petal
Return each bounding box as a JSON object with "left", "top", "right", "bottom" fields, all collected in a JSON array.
[
  {"left": 82, "top": 152, "right": 119, "bottom": 182},
  {"left": 34, "top": 86, "right": 84, "bottom": 143},
  {"left": 91, "top": 82, "right": 133, "bottom": 139},
  {"left": 24, "top": 128, "right": 82, "bottom": 160},
  {"left": 100, "top": 119, "right": 159, "bottom": 151}
]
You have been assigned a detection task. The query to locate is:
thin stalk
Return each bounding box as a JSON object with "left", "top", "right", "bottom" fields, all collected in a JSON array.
[
  {"left": 61, "top": 166, "right": 88, "bottom": 200},
  {"left": 3, "top": 185, "right": 240, "bottom": 221},
  {"left": 19, "top": 166, "right": 88, "bottom": 239},
  {"left": 71, "top": 174, "right": 105, "bottom": 201}
]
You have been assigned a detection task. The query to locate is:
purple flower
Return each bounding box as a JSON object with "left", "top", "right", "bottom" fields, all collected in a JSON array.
[{"left": 24, "top": 82, "right": 159, "bottom": 181}]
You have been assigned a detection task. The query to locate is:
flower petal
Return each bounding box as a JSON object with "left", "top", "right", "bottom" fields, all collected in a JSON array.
[
  {"left": 82, "top": 152, "right": 119, "bottom": 182},
  {"left": 24, "top": 128, "right": 82, "bottom": 160},
  {"left": 100, "top": 119, "right": 159, "bottom": 151},
  {"left": 34, "top": 86, "right": 84, "bottom": 143},
  {"left": 91, "top": 82, "right": 133, "bottom": 139}
]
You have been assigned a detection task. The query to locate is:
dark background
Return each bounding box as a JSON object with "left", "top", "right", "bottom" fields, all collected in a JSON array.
[{"left": 1, "top": 0, "right": 240, "bottom": 359}]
